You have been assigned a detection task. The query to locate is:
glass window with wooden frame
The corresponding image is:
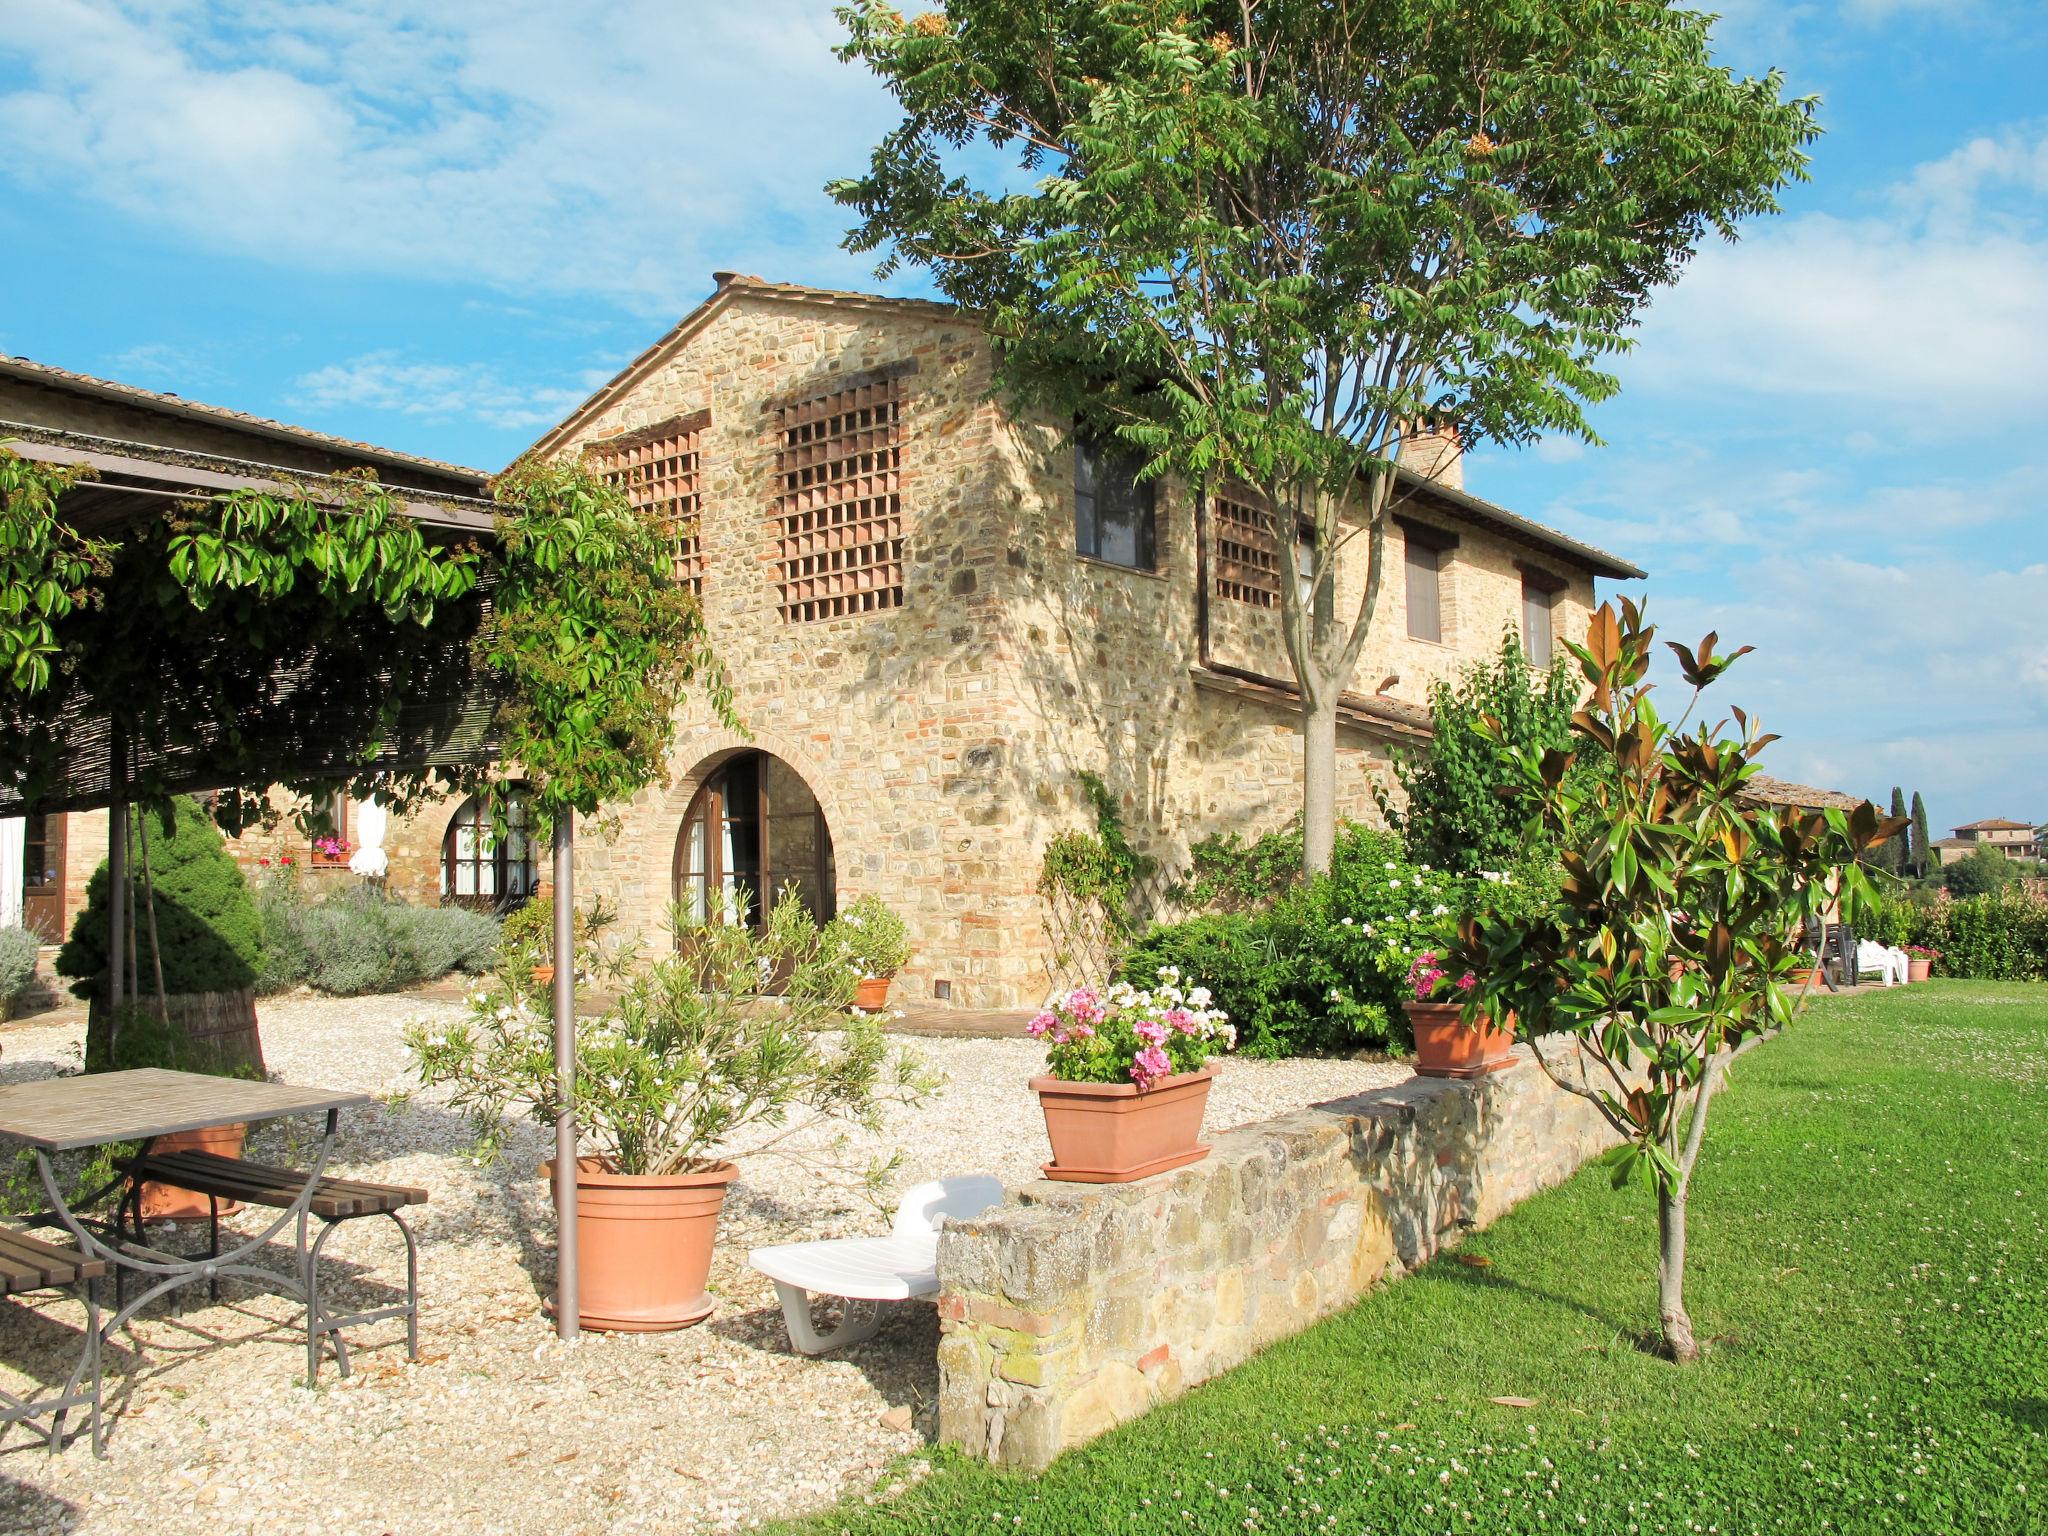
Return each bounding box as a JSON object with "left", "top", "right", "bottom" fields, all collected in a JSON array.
[
  {"left": 309, "top": 790, "right": 350, "bottom": 866},
  {"left": 1401, "top": 520, "right": 1456, "bottom": 644},
  {"left": 588, "top": 411, "right": 707, "bottom": 596},
  {"left": 441, "top": 792, "right": 537, "bottom": 912},
  {"left": 774, "top": 375, "right": 905, "bottom": 623},
  {"left": 1074, "top": 436, "right": 1157, "bottom": 571},
  {"left": 1521, "top": 569, "right": 1563, "bottom": 665},
  {"left": 673, "top": 751, "right": 836, "bottom": 933},
  {"left": 20, "top": 811, "right": 64, "bottom": 940}
]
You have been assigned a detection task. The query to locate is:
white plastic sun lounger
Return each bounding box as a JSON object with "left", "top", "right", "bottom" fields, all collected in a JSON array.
[{"left": 749, "top": 1175, "right": 1004, "bottom": 1355}]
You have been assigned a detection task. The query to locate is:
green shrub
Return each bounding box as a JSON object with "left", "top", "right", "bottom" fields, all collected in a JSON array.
[
  {"left": 58, "top": 795, "right": 265, "bottom": 1001},
  {"left": 1899, "top": 888, "right": 2048, "bottom": 981},
  {"left": 1131, "top": 821, "right": 1560, "bottom": 1057},
  {"left": 1940, "top": 845, "right": 2017, "bottom": 898},
  {"left": 1122, "top": 913, "right": 1294, "bottom": 1054},
  {"left": 1389, "top": 628, "right": 1591, "bottom": 876},
  {"left": 256, "top": 878, "right": 501, "bottom": 997},
  {"left": 0, "top": 925, "right": 38, "bottom": 1014}
]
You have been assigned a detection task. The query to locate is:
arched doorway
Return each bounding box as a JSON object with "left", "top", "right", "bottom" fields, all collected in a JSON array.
[{"left": 673, "top": 751, "right": 836, "bottom": 930}]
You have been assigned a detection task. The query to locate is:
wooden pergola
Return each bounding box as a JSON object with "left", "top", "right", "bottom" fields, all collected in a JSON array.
[{"left": 0, "top": 426, "right": 591, "bottom": 1337}]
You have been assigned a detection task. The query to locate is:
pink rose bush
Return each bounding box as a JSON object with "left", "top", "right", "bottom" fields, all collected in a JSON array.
[{"left": 1029, "top": 966, "right": 1233, "bottom": 1090}]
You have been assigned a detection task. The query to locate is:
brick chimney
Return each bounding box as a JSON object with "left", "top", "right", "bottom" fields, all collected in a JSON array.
[{"left": 1399, "top": 420, "right": 1464, "bottom": 494}]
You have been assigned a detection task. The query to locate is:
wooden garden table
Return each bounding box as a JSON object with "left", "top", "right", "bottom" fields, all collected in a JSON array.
[{"left": 0, "top": 1068, "right": 368, "bottom": 1372}]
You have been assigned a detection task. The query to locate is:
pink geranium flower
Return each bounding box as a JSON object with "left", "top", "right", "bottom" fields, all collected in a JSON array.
[{"left": 1130, "top": 1044, "right": 1172, "bottom": 1089}]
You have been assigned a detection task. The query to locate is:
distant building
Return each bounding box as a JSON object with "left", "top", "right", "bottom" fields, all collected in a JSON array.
[{"left": 1932, "top": 819, "right": 2041, "bottom": 866}]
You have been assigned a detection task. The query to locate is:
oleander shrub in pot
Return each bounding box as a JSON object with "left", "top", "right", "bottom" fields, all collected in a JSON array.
[
  {"left": 1028, "top": 967, "right": 1234, "bottom": 1182},
  {"left": 407, "top": 892, "right": 938, "bottom": 1330},
  {"left": 821, "top": 893, "right": 912, "bottom": 1010}
]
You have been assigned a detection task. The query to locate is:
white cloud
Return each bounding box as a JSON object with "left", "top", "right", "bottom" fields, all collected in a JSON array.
[
  {"left": 1627, "top": 126, "right": 2048, "bottom": 435},
  {"left": 0, "top": 0, "right": 903, "bottom": 315},
  {"left": 1641, "top": 553, "right": 2048, "bottom": 823},
  {"left": 291, "top": 353, "right": 606, "bottom": 432}
]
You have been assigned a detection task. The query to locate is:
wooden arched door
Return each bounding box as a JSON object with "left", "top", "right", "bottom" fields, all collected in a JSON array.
[{"left": 673, "top": 752, "right": 835, "bottom": 931}]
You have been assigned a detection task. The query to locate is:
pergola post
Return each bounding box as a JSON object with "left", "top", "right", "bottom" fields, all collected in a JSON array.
[
  {"left": 106, "top": 726, "right": 126, "bottom": 1017},
  {"left": 551, "top": 811, "right": 579, "bottom": 1340}
]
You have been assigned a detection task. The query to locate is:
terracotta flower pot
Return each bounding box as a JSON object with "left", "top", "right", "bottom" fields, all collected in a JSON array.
[
  {"left": 1787, "top": 966, "right": 1824, "bottom": 988},
  {"left": 1405, "top": 1003, "right": 1518, "bottom": 1080},
  {"left": 138, "top": 1122, "right": 247, "bottom": 1222},
  {"left": 853, "top": 974, "right": 893, "bottom": 1011},
  {"left": 541, "top": 1157, "right": 737, "bottom": 1331},
  {"left": 1907, "top": 958, "right": 1932, "bottom": 983},
  {"left": 1032, "top": 1062, "right": 1219, "bottom": 1183}
]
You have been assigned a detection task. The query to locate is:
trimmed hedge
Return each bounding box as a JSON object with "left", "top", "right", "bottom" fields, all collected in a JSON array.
[{"left": 1889, "top": 889, "right": 2048, "bottom": 981}]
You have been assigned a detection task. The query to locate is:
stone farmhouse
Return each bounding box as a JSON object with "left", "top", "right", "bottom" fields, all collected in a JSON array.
[
  {"left": 510, "top": 274, "right": 1640, "bottom": 1007},
  {"left": 1, "top": 274, "right": 1643, "bottom": 1009},
  {"left": 1931, "top": 818, "right": 2042, "bottom": 866}
]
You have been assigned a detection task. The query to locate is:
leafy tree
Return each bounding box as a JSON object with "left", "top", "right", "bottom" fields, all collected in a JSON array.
[
  {"left": 834, "top": 0, "right": 1817, "bottom": 873},
  {"left": 1942, "top": 843, "right": 2015, "bottom": 898},
  {"left": 1910, "top": 790, "right": 1931, "bottom": 877},
  {"left": 1391, "top": 628, "right": 1587, "bottom": 875},
  {"left": 1438, "top": 602, "right": 1899, "bottom": 1362},
  {"left": 485, "top": 461, "right": 732, "bottom": 824}
]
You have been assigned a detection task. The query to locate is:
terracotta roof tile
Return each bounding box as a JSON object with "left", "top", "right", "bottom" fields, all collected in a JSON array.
[{"left": 0, "top": 354, "right": 486, "bottom": 485}]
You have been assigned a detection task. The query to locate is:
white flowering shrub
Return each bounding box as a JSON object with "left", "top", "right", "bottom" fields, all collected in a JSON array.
[{"left": 819, "top": 893, "right": 912, "bottom": 983}]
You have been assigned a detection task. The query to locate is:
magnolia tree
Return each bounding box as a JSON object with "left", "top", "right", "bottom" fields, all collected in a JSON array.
[
  {"left": 1436, "top": 601, "right": 1901, "bottom": 1362},
  {"left": 834, "top": 0, "right": 1817, "bottom": 873}
]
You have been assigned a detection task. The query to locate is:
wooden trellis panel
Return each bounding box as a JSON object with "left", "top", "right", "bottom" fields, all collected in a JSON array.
[
  {"left": 590, "top": 414, "right": 705, "bottom": 595},
  {"left": 1214, "top": 486, "right": 1281, "bottom": 608},
  {"left": 773, "top": 376, "right": 905, "bottom": 623}
]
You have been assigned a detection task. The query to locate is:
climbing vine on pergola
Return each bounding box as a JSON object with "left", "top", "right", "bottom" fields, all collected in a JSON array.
[{"left": 0, "top": 447, "right": 732, "bottom": 832}]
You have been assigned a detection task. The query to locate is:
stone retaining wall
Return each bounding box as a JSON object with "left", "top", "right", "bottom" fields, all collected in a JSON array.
[{"left": 934, "top": 1050, "right": 1622, "bottom": 1469}]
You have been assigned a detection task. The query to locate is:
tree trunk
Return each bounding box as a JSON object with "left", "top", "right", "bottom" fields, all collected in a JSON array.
[
  {"left": 1302, "top": 688, "right": 1339, "bottom": 875},
  {"left": 1657, "top": 1182, "right": 1699, "bottom": 1363}
]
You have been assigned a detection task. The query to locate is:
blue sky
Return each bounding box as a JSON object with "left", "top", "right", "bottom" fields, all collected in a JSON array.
[{"left": 0, "top": 1, "right": 2041, "bottom": 829}]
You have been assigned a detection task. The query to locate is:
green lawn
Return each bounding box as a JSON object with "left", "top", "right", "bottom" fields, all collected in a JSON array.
[{"left": 784, "top": 983, "right": 2047, "bottom": 1535}]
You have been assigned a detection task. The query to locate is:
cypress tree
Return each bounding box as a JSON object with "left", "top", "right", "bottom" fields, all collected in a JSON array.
[
  {"left": 1910, "top": 791, "right": 1932, "bottom": 877},
  {"left": 1886, "top": 785, "right": 1909, "bottom": 873}
]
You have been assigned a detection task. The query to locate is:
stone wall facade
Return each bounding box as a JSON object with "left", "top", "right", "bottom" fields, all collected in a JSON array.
[
  {"left": 934, "top": 1049, "right": 1624, "bottom": 1470},
  {"left": 11, "top": 281, "right": 1626, "bottom": 1010},
  {"left": 518, "top": 280, "right": 1621, "bottom": 1009}
]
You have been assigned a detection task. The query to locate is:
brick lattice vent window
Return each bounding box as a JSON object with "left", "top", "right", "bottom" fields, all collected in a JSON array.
[
  {"left": 774, "top": 375, "right": 906, "bottom": 623},
  {"left": 1214, "top": 486, "right": 1281, "bottom": 608},
  {"left": 590, "top": 414, "right": 705, "bottom": 595}
]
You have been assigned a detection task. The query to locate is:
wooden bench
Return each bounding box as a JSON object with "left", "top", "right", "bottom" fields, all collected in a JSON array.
[
  {"left": 0, "top": 1227, "right": 104, "bottom": 1455},
  {"left": 124, "top": 1149, "right": 426, "bottom": 1382}
]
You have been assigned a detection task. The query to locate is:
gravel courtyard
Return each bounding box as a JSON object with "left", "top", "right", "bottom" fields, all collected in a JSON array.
[{"left": 0, "top": 992, "right": 1408, "bottom": 1535}]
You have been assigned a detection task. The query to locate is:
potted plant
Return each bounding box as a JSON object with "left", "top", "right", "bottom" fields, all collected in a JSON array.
[
  {"left": 1906, "top": 945, "right": 1937, "bottom": 983},
  {"left": 822, "top": 894, "right": 912, "bottom": 1010},
  {"left": 408, "top": 894, "right": 936, "bottom": 1331},
  {"left": 1403, "top": 950, "right": 1517, "bottom": 1079},
  {"left": 1028, "top": 966, "right": 1233, "bottom": 1183}
]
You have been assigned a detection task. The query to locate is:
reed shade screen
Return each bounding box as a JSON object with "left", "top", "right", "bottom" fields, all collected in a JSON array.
[
  {"left": 590, "top": 419, "right": 704, "bottom": 595},
  {"left": 1213, "top": 485, "right": 1281, "bottom": 608},
  {"left": 774, "top": 376, "right": 905, "bottom": 623}
]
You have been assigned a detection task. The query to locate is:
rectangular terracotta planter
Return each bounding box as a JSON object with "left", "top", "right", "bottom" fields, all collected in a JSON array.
[
  {"left": 1405, "top": 1002, "right": 1518, "bottom": 1080},
  {"left": 1031, "top": 1062, "right": 1219, "bottom": 1183}
]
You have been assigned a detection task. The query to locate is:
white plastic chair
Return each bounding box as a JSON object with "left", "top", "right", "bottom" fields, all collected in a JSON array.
[{"left": 749, "top": 1175, "right": 1004, "bottom": 1355}]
